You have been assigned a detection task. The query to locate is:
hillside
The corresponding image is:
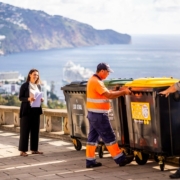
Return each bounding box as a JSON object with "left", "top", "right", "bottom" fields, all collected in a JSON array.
[{"left": 0, "top": 2, "right": 131, "bottom": 55}]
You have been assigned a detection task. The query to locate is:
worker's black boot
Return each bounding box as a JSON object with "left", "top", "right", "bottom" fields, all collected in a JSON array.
[{"left": 170, "top": 169, "right": 180, "bottom": 179}]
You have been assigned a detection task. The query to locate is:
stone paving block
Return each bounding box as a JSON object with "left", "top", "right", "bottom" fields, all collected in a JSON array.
[
  {"left": 23, "top": 177, "right": 62, "bottom": 180},
  {"left": 39, "top": 138, "right": 52, "bottom": 142},
  {"left": 31, "top": 157, "right": 59, "bottom": 162},
  {"left": 30, "top": 170, "right": 61, "bottom": 177},
  {"left": 62, "top": 175, "right": 92, "bottom": 180},
  {"left": 40, "top": 165, "right": 66, "bottom": 171},
  {"left": 8, "top": 173, "right": 35, "bottom": 179},
  {"left": 1, "top": 168, "right": 31, "bottom": 175},
  {"left": 35, "top": 174, "right": 65, "bottom": 180},
  {"left": 10, "top": 135, "right": 19, "bottom": 139},
  {"left": 0, "top": 172, "right": 9, "bottom": 178},
  {"left": 58, "top": 170, "right": 101, "bottom": 178},
  {"left": 119, "top": 170, "right": 170, "bottom": 180},
  {"left": 94, "top": 177, "right": 121, "bottom": 180},
  {"left": 99, "top": 170, "right": 129, "bottom": 177},
  {"left": 0, "top": 161, "right": 6, "bottom": 165},
  {"left": 95, "top": 167, "right": 122, "bottom": 173},
  {"left": 0, "top": 132, "right": 17, "bottom": 137},
  {"left": 18, "top": 168, "right": 46, "bottom": 174},
  {"left": 0, "top": 129, "right": 179, "bottom": 180},
  {"left": 86, "top": 171, "right": 124, "bottom": 179}
]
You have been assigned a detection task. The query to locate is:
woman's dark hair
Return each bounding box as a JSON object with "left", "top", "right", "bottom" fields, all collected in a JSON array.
[{"left": 26, "top": 69, "right": 40, "bottom": 84}]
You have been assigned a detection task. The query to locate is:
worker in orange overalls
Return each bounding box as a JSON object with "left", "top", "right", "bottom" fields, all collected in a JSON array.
[{"left": 86, "top": 62, "right": 133, "bottom": 168}]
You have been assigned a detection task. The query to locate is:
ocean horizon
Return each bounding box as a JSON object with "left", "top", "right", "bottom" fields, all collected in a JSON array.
[{"left": 0, "top": 34, "right": 180, "bottom": 98}]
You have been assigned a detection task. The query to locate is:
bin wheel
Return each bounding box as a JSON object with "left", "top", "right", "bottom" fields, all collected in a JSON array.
[
  {"left": 98, "top": 145, "right": 104, "bottom": 158},
  {"left": 135, "top": 152, "right": 149, "bottom": 165},
  {"left": 73, "top": 139, "right": 82, "bottom": 151},
  {"left": 160, "top": 160, "right": 165, "bottom": 171}
]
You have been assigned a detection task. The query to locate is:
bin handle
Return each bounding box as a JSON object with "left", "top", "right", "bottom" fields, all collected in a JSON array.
[{"left": 157, "top": 91, "right": 180, "bottom": 102}]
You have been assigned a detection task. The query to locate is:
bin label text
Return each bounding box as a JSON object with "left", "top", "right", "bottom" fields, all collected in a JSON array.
[{"left": 131, "top": 102, "right": 151, "bottom": 121}]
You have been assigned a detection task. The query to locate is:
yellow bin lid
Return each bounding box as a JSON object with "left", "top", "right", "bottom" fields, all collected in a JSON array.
[{"left": 125, "top": 77, "right": 179, "bottom": 88}]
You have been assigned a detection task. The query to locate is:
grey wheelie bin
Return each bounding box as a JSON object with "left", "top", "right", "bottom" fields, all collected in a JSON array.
[
  {"left": 61, "top": 81, "right": 88, "bottom": 151},
  {"left": 124, "top": 77, "right": 180, "bottom": 170}
]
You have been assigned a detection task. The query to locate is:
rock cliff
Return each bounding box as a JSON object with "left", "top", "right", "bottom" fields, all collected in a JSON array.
[{"left": 0, "top": 2, "right": 131, "bottom": 55}]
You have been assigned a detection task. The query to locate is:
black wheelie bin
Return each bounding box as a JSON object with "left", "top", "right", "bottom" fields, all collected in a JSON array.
[
  {"left": 61, "top": 81, "right": 88, "bottom": 151},
  {"left": 61, "top": 81, "right": 104, "bottom": 155},
  {"left": 124, "top": 77, "right": 180, "bottom": 170}
]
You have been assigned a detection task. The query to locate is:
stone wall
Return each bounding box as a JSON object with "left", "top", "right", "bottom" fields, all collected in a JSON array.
[{"left": 0, "top": 105, "right": 70, "bottom": 135}]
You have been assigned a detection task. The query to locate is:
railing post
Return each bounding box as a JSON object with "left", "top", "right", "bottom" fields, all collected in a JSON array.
[
  {"left": 45, "top": 115, "right": 52, "bottom": 132},
  {"left": 14, "top": 112, "right": 20, "bottom": 127},
  {"left": 63, "top": 117, "right": 70, "bottom": 135},
  {"left": 0, "top": 110, "right": 5, "bottom": 125}
]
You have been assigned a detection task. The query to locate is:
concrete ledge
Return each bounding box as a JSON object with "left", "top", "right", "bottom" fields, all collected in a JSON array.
[
  {"left": 166, "top": 156, "right": 180, "bottom": 166},
  {"left": 0, "top": 124, "right": 20, "bottom": 133}
]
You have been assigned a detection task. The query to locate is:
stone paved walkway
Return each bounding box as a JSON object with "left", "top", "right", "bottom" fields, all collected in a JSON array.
[{"left": 0, "top": 129, "right": 179, "bottom": 180}]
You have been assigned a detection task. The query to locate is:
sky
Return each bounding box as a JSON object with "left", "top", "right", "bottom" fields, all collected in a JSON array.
[{"left": 1, "top": 0, "right": 180, "bottom": 35}]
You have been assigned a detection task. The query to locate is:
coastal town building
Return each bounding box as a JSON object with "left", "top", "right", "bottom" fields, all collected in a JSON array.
[{"left": 0, "top": 71, "right": 24, "bottom": 83}]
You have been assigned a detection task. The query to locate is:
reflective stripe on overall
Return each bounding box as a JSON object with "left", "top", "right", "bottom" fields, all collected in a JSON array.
[
  {"left": 86, "top": 112, "right": 123, "bottom": 166},
  {"left": 86, "top": 74, "right": 110, "bottom": 113}
]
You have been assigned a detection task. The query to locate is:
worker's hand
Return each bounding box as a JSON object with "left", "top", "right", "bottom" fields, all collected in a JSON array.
[
  {"left": 119, "top": 86, "right": 127, "bottom": 91},
  {"left": 28, "top": 97, "right": 35, "bottom": 102},
  {"left": 120, "top": 87, "right": 131, "bottom": 95},
  {"left": 41, "top": 98, "right": 44, "bottom": 102},
  {"left": 158, "top": 91, "right": 169, "bottom": 97}
]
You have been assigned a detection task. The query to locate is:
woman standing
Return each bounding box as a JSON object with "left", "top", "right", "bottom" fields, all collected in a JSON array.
[{"left": 19, "top": 69, "right": 43, "bottom": 156}]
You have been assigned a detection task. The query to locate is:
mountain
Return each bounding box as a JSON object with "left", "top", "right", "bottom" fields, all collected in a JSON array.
[{"left": 0, "top": 2, "right": 131, "bottom": 55}]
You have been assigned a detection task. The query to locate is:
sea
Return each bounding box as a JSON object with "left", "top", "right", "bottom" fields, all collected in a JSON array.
[{"left": 0, "top": 35, "right": 180, "bottom": 99}]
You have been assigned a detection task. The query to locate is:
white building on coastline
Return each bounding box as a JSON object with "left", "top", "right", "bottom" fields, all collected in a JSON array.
[
  {"left": 0, "top": 71, "right": 24, "bottom": 83},
  {"left": 0, "top": 84, "right": 20, "bottom": 95}
]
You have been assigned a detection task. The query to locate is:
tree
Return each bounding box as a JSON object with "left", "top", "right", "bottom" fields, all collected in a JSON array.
[
  {"left": 0, "top": 95, "right": 8, "bottom": 105},
  {"left": 47, "top": 91, "right": 59, "bottom": 100},
  {"left": 47, "top": 100, "right": 66, "bottom": 109},
  {"left": 3, "top": 95, "right": 21, "bottom": 106}
]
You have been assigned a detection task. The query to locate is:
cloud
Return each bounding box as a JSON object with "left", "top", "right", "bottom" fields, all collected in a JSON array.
[
  {"left": 154, "top": 0, "right": 180, "bottom": 11},
  {"left": 1, "top": 0, "right": 180, "bottom": 34}
]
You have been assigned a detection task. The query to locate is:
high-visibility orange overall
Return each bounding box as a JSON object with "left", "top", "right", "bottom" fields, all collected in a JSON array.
[{"left": 86, "top": 74, "right": 124, "bottom": 166}]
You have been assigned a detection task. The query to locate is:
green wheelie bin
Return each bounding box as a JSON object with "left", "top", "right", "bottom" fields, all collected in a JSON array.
[{"left": 124, "top": 77, "right": 180, "bottom": 170}]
